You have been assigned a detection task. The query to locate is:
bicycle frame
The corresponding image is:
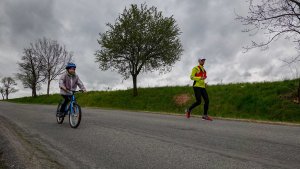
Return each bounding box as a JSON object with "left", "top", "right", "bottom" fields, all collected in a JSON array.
[{"left": 64, "top": 91, "right": 77, "bottom": 115}]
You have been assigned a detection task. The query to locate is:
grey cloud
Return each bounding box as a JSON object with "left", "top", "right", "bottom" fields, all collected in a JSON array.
[
  {"left": 260, "top": 65, "right": 274, "bottom": 77},
  {"left": 242, "top": 71, "right": 251, "bottom": 77},
  {"left": 169, "top": 0, "right": 253, "bottom": 80},
  {"left": 2, "top": 0, "right": 60, "bottom": 48}
]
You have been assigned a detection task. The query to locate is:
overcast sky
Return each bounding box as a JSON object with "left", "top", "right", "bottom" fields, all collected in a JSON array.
[{"left": 1, "top": 0, "right": 299, "bottom": 98}]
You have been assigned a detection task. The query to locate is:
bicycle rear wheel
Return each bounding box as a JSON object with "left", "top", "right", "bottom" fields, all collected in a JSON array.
[
  {"left": 56, "top": 102, "right": 64, "bottom": 124},
  {"left": 69, "top": 103, "right": 81, "bottom": 128}
]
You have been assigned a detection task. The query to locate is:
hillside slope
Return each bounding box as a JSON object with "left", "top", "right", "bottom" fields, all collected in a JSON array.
[{"left": 8, "top": 79, "right": 300, "bottom": 123}]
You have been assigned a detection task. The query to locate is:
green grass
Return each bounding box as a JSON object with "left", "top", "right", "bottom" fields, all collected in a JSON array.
[{"left": 9, "top": 79, "right": 300, "bottom": 123}]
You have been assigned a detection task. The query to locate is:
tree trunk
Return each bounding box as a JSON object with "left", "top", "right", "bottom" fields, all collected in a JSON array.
[
  {"left": 47, "top": 78, "right": 51, "bottom": 96},
  {"left": 5, "top": 89, "right": 8, "bottom": 100},
  {"left": 32, "top": 84, "right": 37, "bottom": 97},
  {"left": 32, "top": 89, "right": 37, "bottom": 97},
  {"left": 132, "top": 75, "right": 138, "bottom": 96},
  {"left": 298, "top": 78, "right": 300, "bottom": 104}
]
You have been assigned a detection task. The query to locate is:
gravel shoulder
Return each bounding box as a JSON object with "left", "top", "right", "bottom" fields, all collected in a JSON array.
[{"left": 0, "top": 116, "right": 64, "bottom": 169}]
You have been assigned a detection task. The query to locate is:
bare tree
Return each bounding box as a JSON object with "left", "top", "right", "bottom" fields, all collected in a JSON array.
[
  {"left": 31, "top": 37, "right": 72, "bottom": 95},
  {"left": 16, "top": 48, "right": 44, "bottom": 97},
  {"left": 236, "top": 0, "right": 300, "bottom": 103},
  {"left": 1, "top": 77, "right": 18, "bottom": 100},
  {"left": 0, "top": 87, "right": 5, "bottom": 100},
  {"left": 236, "top": 0, "right": 300, "bottom": 51}
]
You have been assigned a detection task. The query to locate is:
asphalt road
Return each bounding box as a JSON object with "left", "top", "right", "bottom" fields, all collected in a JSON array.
[{"left": 0, "top": 101, "right": 299, "bottom": 169}]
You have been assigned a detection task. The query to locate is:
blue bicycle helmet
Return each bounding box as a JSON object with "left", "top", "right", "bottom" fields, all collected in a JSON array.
[{"left": 66, "top": 62, "right": 76, "bottom": 69}]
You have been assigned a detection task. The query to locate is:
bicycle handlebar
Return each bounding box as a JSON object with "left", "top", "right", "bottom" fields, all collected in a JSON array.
[
  {"left": 60, "top": 87, "right": 85, "bottom": 94},
  {"left": 70, "top": 90, "right": 84, "bottom": 94}
]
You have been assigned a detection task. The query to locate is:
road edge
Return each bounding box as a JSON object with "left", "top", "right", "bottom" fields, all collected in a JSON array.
[
  {"left": 86, "top": 106, "right": 300, "bottom": 126},
  {"left": 0, "top": 115, "right": 64, "bottom": 169}
]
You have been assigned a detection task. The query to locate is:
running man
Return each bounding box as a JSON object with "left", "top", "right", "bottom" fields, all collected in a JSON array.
[{"left": 185, "top": 58, "right": 212, "bottom": 121}]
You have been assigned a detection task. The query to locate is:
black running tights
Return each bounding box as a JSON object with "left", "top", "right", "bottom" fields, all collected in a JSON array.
[{"left": 188, "top": 87, "right": 209, "bottom": 115}]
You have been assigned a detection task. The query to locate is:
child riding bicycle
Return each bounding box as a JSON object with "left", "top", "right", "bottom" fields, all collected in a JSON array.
[{"left": 58, "top": 62, "right": 86, "bottom": 117}]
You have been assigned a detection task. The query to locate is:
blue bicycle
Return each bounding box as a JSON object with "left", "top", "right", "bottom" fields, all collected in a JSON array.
[{"left": 56, "top": 90, "right": 82, "bottom": 128}]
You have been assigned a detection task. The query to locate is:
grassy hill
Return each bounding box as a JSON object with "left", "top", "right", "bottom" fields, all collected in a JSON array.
[{"left": 8, "top": 79, "right": 300, "bottom": 123}]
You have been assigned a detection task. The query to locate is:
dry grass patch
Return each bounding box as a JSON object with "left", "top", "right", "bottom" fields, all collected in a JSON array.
[{"left": 173, "top": 93, "right": 191, "bottom": 106}]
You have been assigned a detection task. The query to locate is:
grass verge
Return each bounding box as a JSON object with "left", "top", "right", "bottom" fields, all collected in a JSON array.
[{"left": 9, "top": 79, "right": 300, "bottom": 123}]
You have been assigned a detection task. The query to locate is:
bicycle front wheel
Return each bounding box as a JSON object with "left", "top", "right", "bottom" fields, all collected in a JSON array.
[{"left": 69, "top": 103, "right": 82, "bottom": 128}]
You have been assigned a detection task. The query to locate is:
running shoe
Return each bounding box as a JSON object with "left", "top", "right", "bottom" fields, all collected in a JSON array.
[
  {"left": 185, "top": 109, "right": 191, "bottom": 118},
  {"left": 202, "top": 115, "right": 213, "bottom": 121}
]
